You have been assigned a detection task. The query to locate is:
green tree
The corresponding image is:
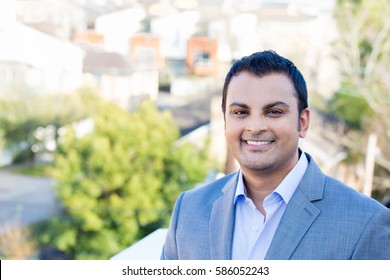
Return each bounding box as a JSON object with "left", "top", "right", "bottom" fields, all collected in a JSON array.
[
  {"left": 44, "top": 100, "right": 209, "bottom": 259},
  {"left": 329, "top": 84, "right": 373, "bottom": 130},
  {"left": 330, "top": 0, "right": 390, "bottom": 195},
  {"left": 0, "top": 86, "right": 100, "bottom": 162}
]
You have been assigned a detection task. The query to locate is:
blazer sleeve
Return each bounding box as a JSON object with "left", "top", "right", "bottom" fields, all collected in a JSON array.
[
  {"left": 352, "top": 208, "right": 390, "bottom": 260},
  {"left": 160, "top": 192, "right": 184, "bottom": 260}
]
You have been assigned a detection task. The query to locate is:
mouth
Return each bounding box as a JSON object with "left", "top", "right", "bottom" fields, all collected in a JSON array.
[
  {"left": 242, "top": 139, "right": 275, "bottom": 151},
  {"left": 245, "top": 140, "right": 274, "bottom": 146}
]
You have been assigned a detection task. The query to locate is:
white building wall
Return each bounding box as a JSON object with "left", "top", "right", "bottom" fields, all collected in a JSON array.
[
  {"left": 0, "top": 20, "right": 83, "bottom": 93},
  {"left": 0, "top": 0, "right": 16, "bottom": 31},
  {"left": 95, "top": 8, "right": 146, "bottom": 55},
  {"left": 99, "top": 70, "right": 159, "bottom": 109}
]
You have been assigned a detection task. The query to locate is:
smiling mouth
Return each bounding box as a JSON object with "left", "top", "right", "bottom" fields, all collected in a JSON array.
[{"left": 245, "top": 140, "right": 274, "bottom": 145}]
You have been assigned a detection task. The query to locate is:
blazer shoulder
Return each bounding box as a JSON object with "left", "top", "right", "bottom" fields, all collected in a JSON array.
[
  {"left": 302, "top": 153, "right": 385, "bottom": 213},
  {"left": 324, "top": 175, "right": 385, "bottom": 210}
]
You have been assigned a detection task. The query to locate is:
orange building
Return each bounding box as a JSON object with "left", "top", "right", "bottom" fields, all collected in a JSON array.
[
  {"left": 130, "top": 33, "right": 165, "bottom": 68},
  {"left": 73, "top": 30, "right": 104, "bottom": 47},
  {"left": 186, "top": 37, "right": 218, "bottom": 76}
]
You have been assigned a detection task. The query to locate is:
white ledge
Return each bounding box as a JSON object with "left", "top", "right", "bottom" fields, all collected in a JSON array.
[{"left": 110, "top": 228, "right": 168, "bottom": 260}]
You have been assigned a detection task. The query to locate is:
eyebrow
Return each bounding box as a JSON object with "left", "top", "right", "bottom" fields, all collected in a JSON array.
[
  {"left": 228, "top": 101, "right": 290, "bottom": 110},
  {"left": 228, "top": 102, "right": 250, "bottom": 109},
  {"left": 262, "top": 101, "right": 290, "bottom": 110}
]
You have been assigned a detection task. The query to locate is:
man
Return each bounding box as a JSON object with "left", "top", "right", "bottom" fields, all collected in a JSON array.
[{"left": 161, "top": 50, "right": 390, "bottom": 259}]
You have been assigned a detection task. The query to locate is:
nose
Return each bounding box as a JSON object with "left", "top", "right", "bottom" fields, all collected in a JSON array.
[{"left": 245, "top": 115, "right": 267, "bottom": 134}]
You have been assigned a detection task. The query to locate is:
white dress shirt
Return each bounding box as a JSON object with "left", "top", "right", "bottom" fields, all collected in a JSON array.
[{"left": 232, "top": 152, "right": 308, "bottom": 259}]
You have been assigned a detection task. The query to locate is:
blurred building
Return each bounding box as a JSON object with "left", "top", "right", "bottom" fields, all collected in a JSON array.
[
  {"left": 186, "top": 37, "right": 218, "bottom": 76},
  {"left": 0, "top": 1, "right": 83, "bottom": 96},
  {"left": 94, "top": 7, "right": 146, "bottom": 55},
  {"left": 130, "top": 33, "right": 165, "bottom": 68},
  {"left": 11, "top": 0, "right": 338, "bottom": 98},
  {"left": 73, "top": 30, "right": 104, "bottom": 48},
  {"left": 82, "top": 48, "right": 159, "bottom": 110}
]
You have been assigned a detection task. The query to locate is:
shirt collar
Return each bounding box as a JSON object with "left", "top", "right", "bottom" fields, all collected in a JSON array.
[{"left": 234, "top": 150, "right": 309, "bottom": 204}]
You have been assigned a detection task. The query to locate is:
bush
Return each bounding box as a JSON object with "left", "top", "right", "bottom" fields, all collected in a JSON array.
[{"left": 44, "top": 100, "right": 210, "bottom": 259}]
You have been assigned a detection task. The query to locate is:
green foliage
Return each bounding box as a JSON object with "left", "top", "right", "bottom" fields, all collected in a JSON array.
[
  {"left": 0, "top": 128, "right": 5, "bottom": 152},
  {"left": 333, "top": 0, "right": 390, "bottom": 128},
  {"left": 333, "top": 0, "right": 390, "bottom": 198},
  {"left": 0, "top": 86, "right": 101, "bottom": 162},
  {"left": 335, "top": 0, "right": 390, "bottom": 81},
  {"left": 332, "top": 0, "right": 390, "bottom": 133},
  {"left": 14, "top": 163, "right": 53, "bottom": 177},
  {"left": 47, "top": 100, "right": 209, "bottom": 259},
  {"left": 329, "top": 84, "right": 373, "bottom": 129}
]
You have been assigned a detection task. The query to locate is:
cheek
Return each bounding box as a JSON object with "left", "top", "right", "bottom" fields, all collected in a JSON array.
[
  {"left": 224, "top": 127, "right": 234, "bottom": 142},
  {"left": 224, "top": 120, "right": 241, "bottom": 141},
  {"left": 274, "top": 120, "right": 300, "bottom": 140}
]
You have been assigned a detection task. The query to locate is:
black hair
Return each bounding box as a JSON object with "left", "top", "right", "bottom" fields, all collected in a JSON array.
[{"left": 221, "top": 50, "right": 308, "bottom": 115}]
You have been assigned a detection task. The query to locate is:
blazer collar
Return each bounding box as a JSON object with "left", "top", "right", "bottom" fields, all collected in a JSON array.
[
  {"left": 297, "top": 153, "right": 325, "bottom": 201},
  {"left": 265, "top": 153, "right": 325, "bottom": 259},
  {"left": 209, "top": 172, "right": 238, "bottom": 260}
]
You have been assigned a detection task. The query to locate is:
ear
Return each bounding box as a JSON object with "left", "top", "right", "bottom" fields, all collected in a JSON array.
[{"left": 298, "top": 108, "right": 310, "bottom": 138}]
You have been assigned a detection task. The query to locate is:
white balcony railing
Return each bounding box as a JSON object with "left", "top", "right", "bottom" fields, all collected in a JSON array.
[{"left": 110, "top": 228, "right": 168, "bottom": 260}]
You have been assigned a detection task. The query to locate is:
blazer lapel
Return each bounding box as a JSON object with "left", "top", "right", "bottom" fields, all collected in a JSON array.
[
  {"left": 265, "top": 154, "right": 325, "bottom": 260},
  {"left": 209, "top": 173, "right": 238, "bottom": 260}
]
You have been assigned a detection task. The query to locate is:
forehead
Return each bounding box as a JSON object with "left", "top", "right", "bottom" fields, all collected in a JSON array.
[{"left": 227, "top": 72, "right": 297, "bottom": 106}]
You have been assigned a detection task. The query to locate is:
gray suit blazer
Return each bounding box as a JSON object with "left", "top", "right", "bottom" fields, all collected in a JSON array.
[{"left": 161, "top": 153, "right": 390, "bottom": 259}]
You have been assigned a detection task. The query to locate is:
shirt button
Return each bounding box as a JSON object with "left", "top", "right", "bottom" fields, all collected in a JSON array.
[{"left": 253, "top": 226, "right": 259, "bottom": 232}]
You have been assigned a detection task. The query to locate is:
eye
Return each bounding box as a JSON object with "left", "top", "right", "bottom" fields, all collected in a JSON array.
[
  {"left": 267, "top": 109, "right": 283, "bottom": 117},
  {"left": 233, "top": 110, "right": 248, "bottom": 117}
]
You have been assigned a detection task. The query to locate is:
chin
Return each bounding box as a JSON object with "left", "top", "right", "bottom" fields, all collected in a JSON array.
[{"left": 241, "top": 161, "right": 272, "bottom": 171}]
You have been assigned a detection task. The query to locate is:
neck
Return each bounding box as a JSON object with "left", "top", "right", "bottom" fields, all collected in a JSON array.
[
  {"left": 242, "top": 169, "right": 283, "bottom": 202},
  {"left": 241, "top": 154, "right": 300, "bottom": 214}
]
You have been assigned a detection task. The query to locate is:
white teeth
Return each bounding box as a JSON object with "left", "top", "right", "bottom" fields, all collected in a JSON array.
[{"left": 246, "top": 140, "right": 272, "bottom": 145}]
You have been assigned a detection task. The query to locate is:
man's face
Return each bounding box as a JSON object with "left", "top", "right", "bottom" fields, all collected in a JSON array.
[{"left": 224, "top": 71, "right": 309, "bottom": 175}]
